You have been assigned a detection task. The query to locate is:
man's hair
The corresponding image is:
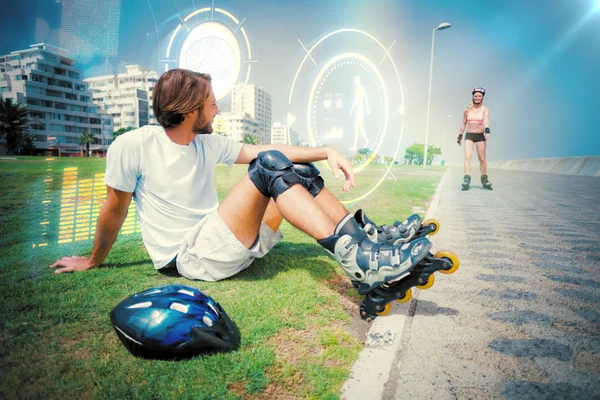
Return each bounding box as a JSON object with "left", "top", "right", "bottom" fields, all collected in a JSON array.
[{"left": 152, "top": 69, "right": 212, "bottom": 129}]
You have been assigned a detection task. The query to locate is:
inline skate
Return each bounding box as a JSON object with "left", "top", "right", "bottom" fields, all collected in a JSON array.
[
  {"left": 354, "top": 209, "right": 440, "bottom": 245},
  {"left": 461, "top": 175, "right": 471, "bottom": 191},
  {"left": 481, "top": 174, "right": 493, "bottom": 190},
  {"left": 319, "top": 214, "right": 459, "bottom": 322}
]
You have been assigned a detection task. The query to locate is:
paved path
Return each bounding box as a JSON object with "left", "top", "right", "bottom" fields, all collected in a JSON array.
[{"left": 342, "top": 167, "right": 600, "bottom": 399}]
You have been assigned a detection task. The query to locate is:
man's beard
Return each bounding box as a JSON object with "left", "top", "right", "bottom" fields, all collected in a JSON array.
[{"left": 192, "top": 113, "right": 213, "bottom": 134}]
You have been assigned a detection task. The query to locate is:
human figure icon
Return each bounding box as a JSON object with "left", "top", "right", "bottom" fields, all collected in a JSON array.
[{"left": 348, "top": 76, "right": 370, "bottom": 151}]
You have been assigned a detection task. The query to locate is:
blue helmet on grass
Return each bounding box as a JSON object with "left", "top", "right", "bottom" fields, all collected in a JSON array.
[{"left": 110, "top": 284, "right": 240, "bottom": 359}]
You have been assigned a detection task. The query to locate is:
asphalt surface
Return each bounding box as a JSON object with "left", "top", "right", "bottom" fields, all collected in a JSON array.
[{"left": 342, "top": 167, "right": 600, "bottom": 400}]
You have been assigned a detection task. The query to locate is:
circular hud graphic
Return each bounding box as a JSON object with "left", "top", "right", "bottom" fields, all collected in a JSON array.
[
  {"left": 287, "top": 29, "right": 406, "bottom": 205},
  {"left": 162, "top": 7, "right": 252, "bottom": 102},
  {"left": 179, "top": 22, "right": 241, "bottom": 101},
  {"left": 308, "top": 53, "right": 387, "bottom": 172}
]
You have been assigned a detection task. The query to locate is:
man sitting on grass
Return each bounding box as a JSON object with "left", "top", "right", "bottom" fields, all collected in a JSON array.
[{"left": 50, "top": 69, "right": 433, "bottom": 297}]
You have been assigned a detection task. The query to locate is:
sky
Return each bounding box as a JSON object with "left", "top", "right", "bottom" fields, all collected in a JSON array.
[{"left": 1, "top": 0, "right": 599, "bottom": 163}]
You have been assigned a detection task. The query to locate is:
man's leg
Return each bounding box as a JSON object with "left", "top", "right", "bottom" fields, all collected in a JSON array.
[
  {"left": 311, "top": 175, "right": 423, "bottom": 246},
  {"left": 262, "top": 199, "right": 283, "bottom": 233},
  {"left": 218, "top": 150, "right": 453, "bottom": 322},
  {"left": 275, "top": 185, "right": 336, "bottom": 239},
  {"left": 218, "top": 173, "right": 335, "bottom": 248},
  {"left": 242, "top": 150, "right": 433, "bottom": 294},
  {"left": 217, "top": 174, "right": 270, "bottom": 249},
  {"left": 260, "top": 189, "right": 344, "bottom": 240},
  {"left": 314, "top": 188, "right": 350, "bottom": 225}
]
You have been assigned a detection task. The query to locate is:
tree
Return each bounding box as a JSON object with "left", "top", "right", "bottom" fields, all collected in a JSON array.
[
  {"left": 427, "top": 145, "right": 441, "bottom": 165},
  {"left": 404, "top": 143, "right": 424, "bottom": 165},
  {"left": 404, "top": 143, "right": 442, "bottom": 165},
  {"left": 242, "top": 134, "right": 261, "bottom": 144},
  {"left": 113, "top": 126, "right": 136, "bottom": 140},
  {"left": 79, "top": 132, "right": 96, "bottom": 157},
  {"left": 384, "top": 156, "right": 394, "bottom": 165},
  {"left": 352, "top": 148, "right": 372, "bottom": 163},
  {"left": 21, "top": 133, "right": 36, "bottom": 155},
  {"left": 0, "top": 96, "right": 32, "bottom": 155}
]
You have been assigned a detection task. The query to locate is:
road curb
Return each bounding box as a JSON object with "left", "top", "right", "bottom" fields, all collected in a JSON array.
[{"left": 340, "top": 168, "right": 450, "bottom": 400}]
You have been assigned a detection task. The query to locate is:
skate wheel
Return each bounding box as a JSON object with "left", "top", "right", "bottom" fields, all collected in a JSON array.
[
  {"left": 423, "top": 219, "right": 440, "bottom": 235},
  {"left": 435, "top": 250, "right": 460, "bottom": 274},
  {"left": 417, "top": 274, "right": 435, "bottom": 290},
  {"left": 376, "top": 303, "right": 392, "bottom": 317},
  {"left": 395, "top": 288, "right": 412, "bottom": 303}
]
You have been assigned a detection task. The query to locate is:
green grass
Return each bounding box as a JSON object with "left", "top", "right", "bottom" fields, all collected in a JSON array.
[{"left": 0, "top": 156, "right": 445, "bottom": 399}]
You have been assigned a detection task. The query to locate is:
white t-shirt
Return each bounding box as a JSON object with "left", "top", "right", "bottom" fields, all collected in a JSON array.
[{"left": 104, "top": 125, "right": 243, "bottom": 269}]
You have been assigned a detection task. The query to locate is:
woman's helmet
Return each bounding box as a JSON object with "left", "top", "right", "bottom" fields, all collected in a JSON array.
[
  {"left": 110, "top": 284, "right": 241, "bottom": 359},
  {"left": 472, "top": 86, "right": 486, "bottom": 96}
]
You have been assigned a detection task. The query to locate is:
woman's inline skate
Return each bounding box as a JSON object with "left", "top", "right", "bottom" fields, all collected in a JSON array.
[{"left": 481, "top": 174, "right": 493, "bottom": 190}]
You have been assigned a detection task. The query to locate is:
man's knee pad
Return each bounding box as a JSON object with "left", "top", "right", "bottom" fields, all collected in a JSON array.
[
  {"left": 292, "top": 163, "right": 324, "bottom": 197},
  {"left": 248, "top": 150, "right": 302, "bottom": 201}
]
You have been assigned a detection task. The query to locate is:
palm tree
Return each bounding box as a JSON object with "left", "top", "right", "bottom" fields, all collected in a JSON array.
[
  {"left": 0, "top": 96, "right": 32, "bottom": 155},
  {"left": 79, "top": 132, "right": 96, "bottom": 157},
  {"left": 242, "top": 134, "right": 261, "bottom": 145}
]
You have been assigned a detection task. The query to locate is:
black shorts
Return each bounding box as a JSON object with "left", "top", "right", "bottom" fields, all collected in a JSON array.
[{"left": 465, "top": 133, "right": 486, "bottom": 142}]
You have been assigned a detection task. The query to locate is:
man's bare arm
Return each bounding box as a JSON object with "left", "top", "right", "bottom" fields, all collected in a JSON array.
[
  {"left": 50, "top": 186, "right": 133, "bottom": 274},
  {"left": 235, "top": 144, "right": 355, "bottom": 191},
  {"left": 235, "top": 143, "right": 331, "bottom": 165}
]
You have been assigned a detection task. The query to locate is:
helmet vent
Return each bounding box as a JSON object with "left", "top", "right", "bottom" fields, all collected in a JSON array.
[
  {"left": 208, "top": 302, "right": 219, "bottom": 315},
  {"left": 142, "top": 289, "right": 162, "bottom": 296},
  {"left": 169, "top": 302, "right": 189, "bottom": 314},
  {"left": 202, "top": 316, "right": 214, "bottom": 327},
  {"left": 127, "top": 301, "right": 152, "bottom": 309},
  {"left": 178, "top": 289, "right": 195, "bottom": 297}
]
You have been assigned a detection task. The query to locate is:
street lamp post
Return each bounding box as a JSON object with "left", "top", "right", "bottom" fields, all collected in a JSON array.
[{"left": 423, "top": 22, "right": 451, "bottom": 167}]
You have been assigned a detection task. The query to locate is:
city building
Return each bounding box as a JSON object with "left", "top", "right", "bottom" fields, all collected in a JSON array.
[
  {"left": 271, "top": 122, "right": 301, "bottom": 146},
  {"left": 231, "top": 84, "right": 272, "bottom": 144},
  {"left": 84, "top": 64, "right": 158, "bottom": 131},
  {"left": 213, "top": 112, "right": 259, "bottom": 142},
  {"left": 0, "top": 43, "right": 109, "bottom": 155},
  {"left": 89, "top": 114, "right": 114, "bottom": 154}
]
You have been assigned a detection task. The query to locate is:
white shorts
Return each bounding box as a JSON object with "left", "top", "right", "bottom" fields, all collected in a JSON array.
[{"left": 175, "top": 211, "right": 283, "bottom": 281}]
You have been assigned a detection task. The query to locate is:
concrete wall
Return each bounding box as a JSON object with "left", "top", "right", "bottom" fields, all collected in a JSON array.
[{"left": 488, "top": 156, "right": 600, "bottom": 177}]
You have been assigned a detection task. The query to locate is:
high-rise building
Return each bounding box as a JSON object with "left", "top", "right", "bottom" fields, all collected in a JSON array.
[
  {"left": 89, "top": 114, "right": 114, "bottom": 154},
  {"left": 84, "top": 64, "right": 158, "bottom": 130},
  {"left": 231, "top": 84, "right": 272, "bottom": 144},
  {"left": 213, "top": 112, "right": 259, "bottom": 143},
  {"left": 271, "top": 122, "right": 301, "bottom": 146},
  {"left": 0, "top": 43, "right": 109, "bottom": 155}
]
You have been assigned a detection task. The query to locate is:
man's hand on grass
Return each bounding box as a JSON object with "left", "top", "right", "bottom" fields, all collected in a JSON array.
[{"left": 50, "top": 256, "right": 96, "bottom": 274}]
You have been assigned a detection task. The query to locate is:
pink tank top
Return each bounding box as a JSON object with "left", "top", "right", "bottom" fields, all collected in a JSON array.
[{"left": 466, "top": 107, "right": 484, "bottom": 124}]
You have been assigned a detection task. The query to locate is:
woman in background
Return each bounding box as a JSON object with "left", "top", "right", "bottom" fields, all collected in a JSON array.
[{"left": 457, "top": 87, "right": 492, "bottom": 190}]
